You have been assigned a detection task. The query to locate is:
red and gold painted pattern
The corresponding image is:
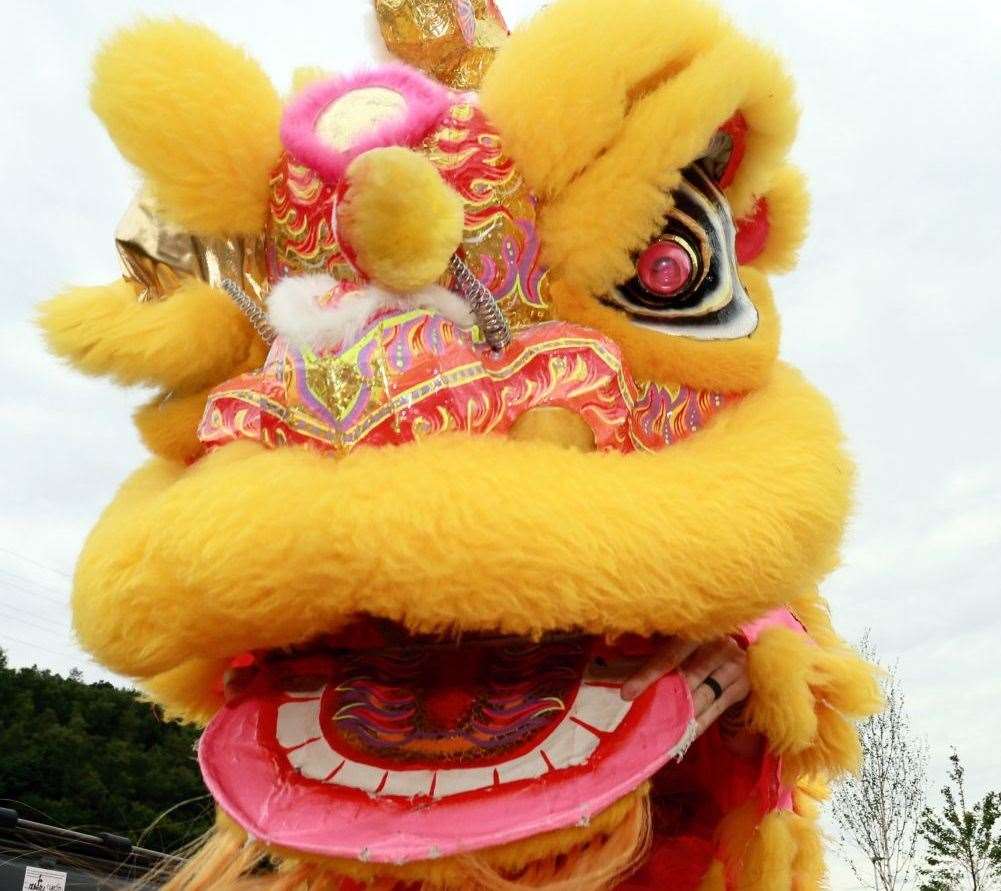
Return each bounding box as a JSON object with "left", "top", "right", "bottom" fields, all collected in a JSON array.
[
  {"left": 267, "top": 153, "right": 362, "bottom": 284},
  {"left": 267, "top": 102, "right": 552, "bottom": 327},
  {"left": 427, "top": 102, "right": 552, "bottom": 328},
  {"left": 198, "top": 304, "right": 733, "bottom": 457}
]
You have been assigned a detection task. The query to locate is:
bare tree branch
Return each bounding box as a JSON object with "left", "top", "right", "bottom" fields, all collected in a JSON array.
[{"left": 832, "top": 632, "right": 928, "bottom": 891}]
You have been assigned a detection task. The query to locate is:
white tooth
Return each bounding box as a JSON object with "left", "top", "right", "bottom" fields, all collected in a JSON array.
[
  {"left": 276, "top": 699, "right": 322, "bottom": 749},
  {"left": 568, "top": 683, "right": 632, "bottom": 733},
  {"left": 286, "top": 737, "right": 343, "bottom": 781},
  {"left": 332, "top": 759, "right": 388, "bottom": 793},
  {"left": 541, "top": 719, "right": 600, "bottom": 769},
  {"left": 380, "top": 769, "right": 438, "bottom": 798},
  {"left": 496, "top": 749, "right": 549, "bottom": 783},
  {"left": 432, "top": 766, "right": 496, "bottom": 798}
]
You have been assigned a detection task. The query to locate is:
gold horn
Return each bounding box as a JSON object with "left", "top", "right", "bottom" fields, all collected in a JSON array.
[{"left": 373, "top": 0, "right": 509, "bottom": 89}]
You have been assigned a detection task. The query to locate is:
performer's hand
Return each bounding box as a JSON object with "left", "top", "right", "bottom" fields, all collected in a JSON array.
[{"left": 620, "top": 636, "right": 750, "bottom": 737}]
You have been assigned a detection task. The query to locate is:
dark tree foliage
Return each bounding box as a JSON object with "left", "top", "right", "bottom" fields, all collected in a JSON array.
[
  {"left": 919, "top": 750, "right": 1001, "bottom": 890},
  {"left": 0, "top": 650, "right": 212, "bottom": 853}
]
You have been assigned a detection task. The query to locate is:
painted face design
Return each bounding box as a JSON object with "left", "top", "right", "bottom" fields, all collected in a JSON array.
[
  {"left": 200, "top": 623, "right": 695, "bottom": 864},
  {"left": 603, "top": 163, "right": 758, "bottom": 341}
]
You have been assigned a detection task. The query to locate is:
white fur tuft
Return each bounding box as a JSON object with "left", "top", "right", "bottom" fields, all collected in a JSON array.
[
  {"left": 267, "top": 276, "right": 475, "bottom": 351},
  {"left": 407, "top": 284, "right": 476, "bottom": 329},
  {"left": 266, "top": 274, "right": 339, "bottom": 349}
]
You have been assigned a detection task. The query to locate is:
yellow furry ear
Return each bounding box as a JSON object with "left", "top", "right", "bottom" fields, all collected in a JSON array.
[
  {"left": 339, "top": 147, "right": 464, "bottom": 293},
  {"left": 38, "top": 279, "right": 259, "bottom": 392},
  {"left": 91, "top": 19, "right": 281, "bottom": 235}
]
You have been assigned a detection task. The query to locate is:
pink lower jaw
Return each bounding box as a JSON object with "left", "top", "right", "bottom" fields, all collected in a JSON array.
[{"left": 199, "top": 673, "right": 695, "bottom": 864}]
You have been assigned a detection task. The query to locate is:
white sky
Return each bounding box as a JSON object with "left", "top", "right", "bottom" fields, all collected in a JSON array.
[{"left": 2, "top": 1, "right": 999, "bottom": 886}]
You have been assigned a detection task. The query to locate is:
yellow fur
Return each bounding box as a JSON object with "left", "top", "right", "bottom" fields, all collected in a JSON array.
[
  {"left": 141, "top": 657, "right": 226, "bottom": 725},
  {"left": 788, "top": 590, "right": 842, "bottom": 649},
  {"left": 340, "top": 147, "right": 465, "bottom": 293},
  {"left": 91, "top": 19, "right": 281, "bottom": 234},
  {"left": 746, "top": 629, "right": 822, "bottom": 753},
  {"left": 132, "top": 338, "right": 268, "bottom": 463},
  {"left": 74, "top": 362, "right": 849, "bottom": 705},
  {"left": 197, "top": 795, "right": 647, "bottom": 890},
  {"left": 709, "top": 750, "right": 834, "bottom": 889},
  {"left": 746, "top": 626, "right": 882, "bottom": 778},
  {"left": 751, "top": 165, "right": 810, "bottom": 274},
  {"left": 133, "top": 389, "right": 212, "bottom": 464},
  {"left": 783, "top": 701, "right": 867, "bottom": 783},
  {"left": 290, "top": 66, "right": 327, "bottom": 94},
  {"left": 715, "top": 801, "right": 758, "bottom": 883},
  {"left": 788, "top": 811, "right": 826, "bottom": 890},
  {"left": 551, "top": 266, "right": 779, "bottom": 392},
  {"left": 38, "top": 279, "right": 259, "bottom": 392},
  {"left": 481, "top": 0, "right": 724, "bottom": 199},
  {"left": 738, "top": 811, "right": 796, "bottom": 891},
  {"left": 280, "top": 788, "right": 647, "bottom": 888},
  {"left": 792, "top": 779, "right": 828, "bottom": 821},
  {"left": 698, "top": 860, "right": 727, "bottom": 891},
  {"left": 482, "top": 0, "right": 799, "bottom": 298}
]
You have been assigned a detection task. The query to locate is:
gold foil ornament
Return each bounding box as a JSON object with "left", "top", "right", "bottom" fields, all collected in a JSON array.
[
  {"left": 374, "top": 0, "right": 509, "bottom": 90},
  {"left": 115, "top": 189, "right": 268, "bottom": 304}
]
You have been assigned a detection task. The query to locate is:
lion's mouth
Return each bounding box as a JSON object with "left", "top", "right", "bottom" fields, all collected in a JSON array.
[{"left": 199, "top": 620, "right": 696, "bottom": 864}]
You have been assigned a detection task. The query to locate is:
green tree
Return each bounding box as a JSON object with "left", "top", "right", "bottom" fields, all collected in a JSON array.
[
  {"left": 919, "top": 750, "right": 1001, "bottom": 890},
  {"left": 0, "top": 648, "right": 212, "bottom": 852}
]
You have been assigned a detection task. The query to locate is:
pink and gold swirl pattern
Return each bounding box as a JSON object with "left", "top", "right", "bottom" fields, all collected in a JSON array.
[{"left": 199, "top": 303, "right": 732, "bottom": 457}]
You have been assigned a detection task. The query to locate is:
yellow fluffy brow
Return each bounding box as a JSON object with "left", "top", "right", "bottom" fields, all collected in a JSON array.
[{"left": 91, "top": 19, "right": 282, "bottom": 235}]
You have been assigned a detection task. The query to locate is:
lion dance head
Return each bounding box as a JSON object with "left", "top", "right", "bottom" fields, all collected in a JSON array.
[{"left": 40, "top": 1, "right": 880, "bottom": 888}]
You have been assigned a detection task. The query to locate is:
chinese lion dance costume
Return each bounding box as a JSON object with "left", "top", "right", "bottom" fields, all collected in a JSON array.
[{"left": 39, "top": 0, "right": 882, "bottom": 888}]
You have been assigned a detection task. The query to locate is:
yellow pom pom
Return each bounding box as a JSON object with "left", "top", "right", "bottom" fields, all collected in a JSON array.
[{"left": 339, "top": 147, "right": 464, "bottom": 294}]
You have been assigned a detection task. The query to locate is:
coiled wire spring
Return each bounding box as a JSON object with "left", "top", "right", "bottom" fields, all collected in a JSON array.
[{"left": 448, "top": 255, "right": 512, "bottom": 351}]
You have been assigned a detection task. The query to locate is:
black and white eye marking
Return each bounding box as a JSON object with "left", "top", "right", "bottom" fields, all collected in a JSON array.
[{"left": 602, "top": 163, "right": 758, "bottom": 341}]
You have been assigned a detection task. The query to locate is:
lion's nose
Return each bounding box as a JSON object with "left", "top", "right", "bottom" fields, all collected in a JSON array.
[{"left": 339, "top": 146, "right": 465, "bottom": 294}]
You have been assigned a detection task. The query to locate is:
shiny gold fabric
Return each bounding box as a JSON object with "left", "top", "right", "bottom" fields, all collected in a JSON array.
[
  {"left": 374, "top": 0, "right": 509, "bottom": 90},
  {"left": 115, "top": 189, "right": 268, "bottom": 303}
]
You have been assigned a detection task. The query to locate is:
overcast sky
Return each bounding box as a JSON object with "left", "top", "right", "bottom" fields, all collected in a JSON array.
[{"left": 3, "top": 1, "right": 999, "bottom": 886}]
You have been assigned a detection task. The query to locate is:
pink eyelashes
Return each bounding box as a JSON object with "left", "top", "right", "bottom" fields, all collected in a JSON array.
[{"left": 279, "top": 64, "right": 454, "bottom": 183}]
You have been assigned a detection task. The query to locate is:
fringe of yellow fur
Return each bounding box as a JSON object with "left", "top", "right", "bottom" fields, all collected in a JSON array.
[
  {"left": 134, "top": 796, "right": 650, "bottom": 891},
  {"left": 134, "top": 791, "right": 831, "bottom": 890},
  {"left": 746, "top": 593, "right": 883, "bottom": 784},
  {"left": 701, "top": 803, "right": 826, "bottom": 891}
]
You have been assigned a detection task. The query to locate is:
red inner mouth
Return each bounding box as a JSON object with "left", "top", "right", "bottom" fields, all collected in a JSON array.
[
  {"left": 231, "top": 625, "right": 627, "bottom": 774},
  {"left": 323, "top": 638, "right": 589, "bottom": 770}
]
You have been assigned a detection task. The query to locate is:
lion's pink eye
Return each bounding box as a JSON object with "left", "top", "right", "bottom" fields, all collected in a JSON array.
[{"left": 636, "top": 240, "right": 695, "bottom": 297}]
